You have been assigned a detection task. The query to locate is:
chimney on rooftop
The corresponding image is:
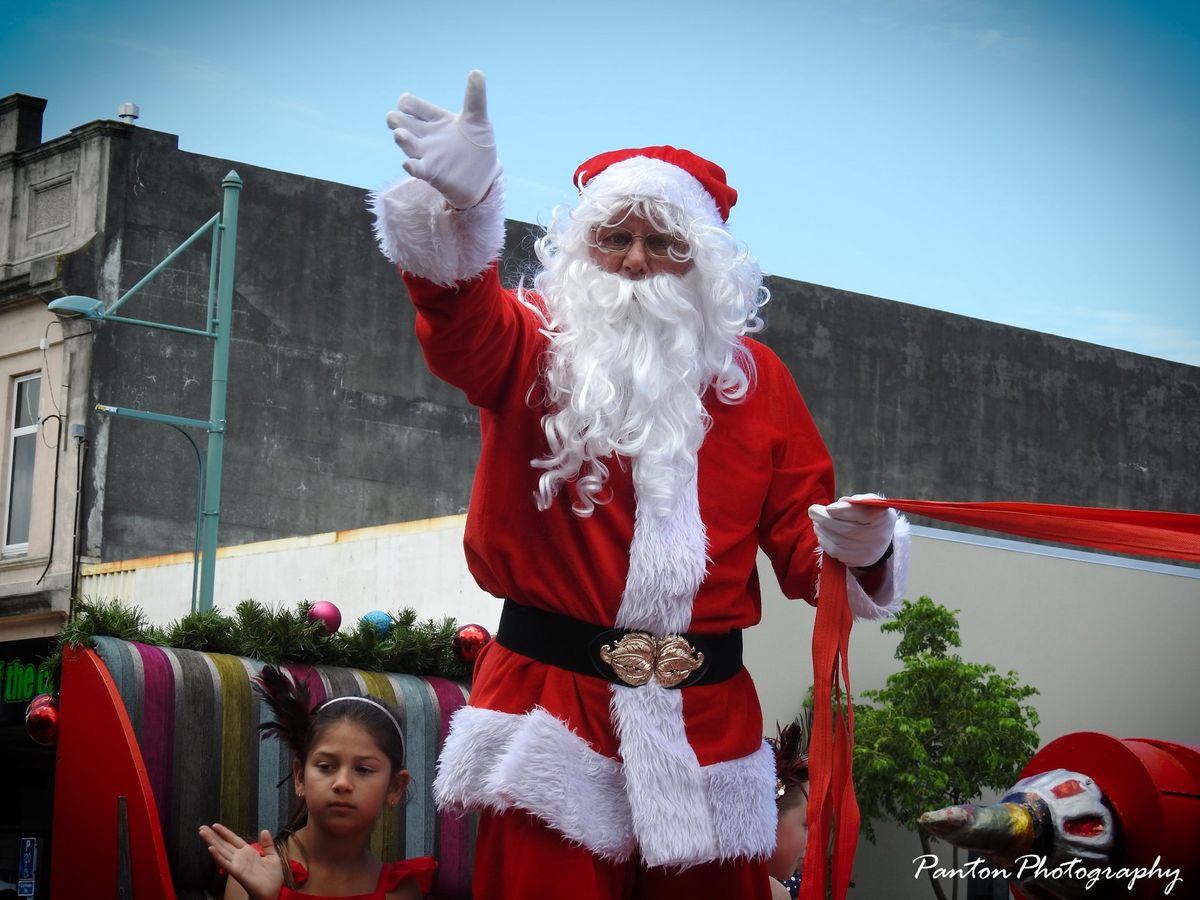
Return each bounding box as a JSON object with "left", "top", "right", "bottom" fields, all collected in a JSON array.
[
  {"left": 117, "top": 102, "right": 139, "bottom": 124},
  {"left": 0, "top": 94, "right": 48, "bottom": 155}
]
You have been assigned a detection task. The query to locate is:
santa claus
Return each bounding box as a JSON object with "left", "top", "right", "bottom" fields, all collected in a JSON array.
[{"left": 371, "top": 71, "right": 909, "bottom": 900}]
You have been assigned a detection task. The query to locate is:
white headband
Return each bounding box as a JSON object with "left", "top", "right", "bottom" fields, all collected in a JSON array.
[{"left": 319, "top": 695, "right": 404, "bottom": 744}]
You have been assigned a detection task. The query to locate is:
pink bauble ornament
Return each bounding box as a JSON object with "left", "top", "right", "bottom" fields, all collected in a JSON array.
[
  {"left": 307, "top": 600, "right": 342, "bottom": 635},
  {"left": 26, "top": 695, "right": 59, "bottom": 746},
  {"left": 453, "top": 623, "right": 492, "bottom": 664}
]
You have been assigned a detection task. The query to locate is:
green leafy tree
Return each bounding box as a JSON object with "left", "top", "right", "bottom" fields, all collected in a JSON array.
[{"left": 852, "top": 596, "right": 1040, "bottom": 900}]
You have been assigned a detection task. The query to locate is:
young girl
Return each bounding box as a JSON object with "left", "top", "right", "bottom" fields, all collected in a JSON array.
[
  {"left": 199, "top": 666, "right": 436, "bottom": 900},
  {"left": 767, "top": 714, "right": 811, "bottom": 900}
]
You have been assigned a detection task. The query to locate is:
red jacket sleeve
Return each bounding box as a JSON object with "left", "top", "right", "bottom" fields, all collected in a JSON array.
[
  {"left": 402, "top": 265, "right": 543, "bottom": 411},
  {"left": 755, "top": 350, "right": 835, "bottom": 604}
]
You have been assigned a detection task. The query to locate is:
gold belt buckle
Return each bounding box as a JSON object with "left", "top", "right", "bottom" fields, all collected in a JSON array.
[{"left": 599, "top": 632, "right": 705, "bottom": 688}]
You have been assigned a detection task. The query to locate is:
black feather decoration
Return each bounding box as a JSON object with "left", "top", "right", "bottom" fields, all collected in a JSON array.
[
  {"left": 770, "top": 708, "right": 812, "bottom": 787},
  {"left": 254, "top": 664, "right": 315, "bottom": 755}
]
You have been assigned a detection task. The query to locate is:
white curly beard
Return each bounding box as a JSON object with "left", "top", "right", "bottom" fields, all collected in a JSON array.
[{"left": 528, "top": 255, "right": 752, "bottom": 518}]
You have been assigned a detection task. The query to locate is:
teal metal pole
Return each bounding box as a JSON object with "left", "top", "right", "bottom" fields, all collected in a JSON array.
[
  {"left": 198, "top": 171, "right": 241, "bottom": 612},
  {"left": 94, "top": 404, "right": 211, "bottom": 431},
  {"left": 165, "top": 424, "right": 205, "bottom": 614},
  {"left": 93, "top": 404, "right": 206, "bottom": 612},
  {"left": 106, "top": 213, "right": 221, "bottom": 317}
]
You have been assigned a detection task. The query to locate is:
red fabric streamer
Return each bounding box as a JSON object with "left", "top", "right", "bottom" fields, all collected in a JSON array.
[
  {"left": 799, "top": 499, "right": 1200, "bottom": 900},
  {"left": 851, "top": 498, "right": 1200, "bottom": 563},
  {"left": 799, "top": 554, "right": 858, "bottom": 900}
]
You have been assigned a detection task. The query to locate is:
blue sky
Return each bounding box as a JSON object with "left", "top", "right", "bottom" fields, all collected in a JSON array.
[{"left": 4, "top": 0, "right": 1198, "bottom": 365}]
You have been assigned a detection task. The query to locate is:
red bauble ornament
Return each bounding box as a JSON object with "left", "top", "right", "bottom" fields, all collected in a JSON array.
[
  {"left": 307, "top": 600, "right": 342, "bottom": 635},
  {"left": 26, "top": 695, "right": 59, "bottom": 746},
  {"left": 453, "top": 623, "right": 492, "bottom": 664}
]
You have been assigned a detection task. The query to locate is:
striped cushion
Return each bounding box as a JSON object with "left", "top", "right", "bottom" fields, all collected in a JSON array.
[{"left": 92, "top": 637, "right": 474, "bottom": 899}]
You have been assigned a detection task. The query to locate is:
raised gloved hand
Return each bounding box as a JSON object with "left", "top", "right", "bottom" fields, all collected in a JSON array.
[
  {"left": 808, "top": 493, "right": 897, "bottom": 568},
  {"left": 386, "top": 70, "right": 501, "bottom": 210}
]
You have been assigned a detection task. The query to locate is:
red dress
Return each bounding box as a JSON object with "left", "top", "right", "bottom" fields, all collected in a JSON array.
[
  {"left": 240, "top": 845, "right": 437, "bottom": 899},
  {"left": 277, "top": 856, "right": 436, "bottom": 899}
]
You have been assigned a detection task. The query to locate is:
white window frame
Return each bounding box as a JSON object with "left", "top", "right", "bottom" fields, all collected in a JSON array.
[{"left": 3, "top": 373, "right": 41, "bottom": 557}]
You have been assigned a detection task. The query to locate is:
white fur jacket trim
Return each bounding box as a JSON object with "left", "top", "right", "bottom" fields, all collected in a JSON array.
[
  {"left": 606, "top": 474, "right": 745, "bottom": 867},
  {"left": 615, "top": 476, "right": 708, "bottom": 634},
  {"left": 368, "top": 176, "right": 506, "bottom": 286},
  {"left": 431, "top": 705, "right": 777, "bottom": 866},
  {"left": 432, "top": 476, "right": 777, "bottom": 866},
  {"left": 433, "top": 705, "right": 635, "bottom": 861}
]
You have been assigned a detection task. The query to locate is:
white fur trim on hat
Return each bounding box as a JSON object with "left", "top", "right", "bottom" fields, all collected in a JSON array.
[
  {"left": 369, "top": 176, "right": 506, "bottom": 286},
  {"left": 579, "top": 157, "right": 726, "bottom": 231}
]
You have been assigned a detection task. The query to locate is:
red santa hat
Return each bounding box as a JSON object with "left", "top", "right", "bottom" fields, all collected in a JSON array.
[{"left": 573, "top": 146, "right": 738, "bottom": 226}]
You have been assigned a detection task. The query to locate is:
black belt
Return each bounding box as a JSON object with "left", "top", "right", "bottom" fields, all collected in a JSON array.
[{"left": 496, "top": 598, "right": 743, "bottom": 689}]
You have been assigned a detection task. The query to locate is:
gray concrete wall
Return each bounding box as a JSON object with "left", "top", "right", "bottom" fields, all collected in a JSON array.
[
  {"left": 16, "top": 116, "right": 1198, "bottom": 563},
  {"left": 75, "top": 127, "right": 480, "bottom": 560},
  {"left": 762, "top": 278, "right": 1199, "bottom": 528}
]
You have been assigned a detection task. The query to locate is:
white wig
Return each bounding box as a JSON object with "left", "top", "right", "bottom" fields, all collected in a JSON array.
[{"left": 521, "top": 159, "right": 770, "bottom": 517}]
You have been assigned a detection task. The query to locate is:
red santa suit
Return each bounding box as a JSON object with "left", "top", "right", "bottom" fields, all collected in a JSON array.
[{"left": 371, "top": 153, "right": 908, "bottom": 883}]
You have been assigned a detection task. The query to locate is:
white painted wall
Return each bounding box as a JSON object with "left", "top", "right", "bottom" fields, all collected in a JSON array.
[{"left": 79, "top": 515, "right": 501, "bottom": 631}]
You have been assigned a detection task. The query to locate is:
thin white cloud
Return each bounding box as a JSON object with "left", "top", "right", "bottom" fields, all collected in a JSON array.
[
  {"left": 1057, "top": 308, "right": 1200, "bottom": 367},
  {"left": 73, "top": 31, "right": 243, "bottom": 88},
  {"left": 69, "top": 30, "right": 332, "bottom": 126},
  {"left": 851, "top": 0, "right": 1038, "bottom": 54},
  {"left": 914, "top": 21, "right": 1036, "bottom": 53}
]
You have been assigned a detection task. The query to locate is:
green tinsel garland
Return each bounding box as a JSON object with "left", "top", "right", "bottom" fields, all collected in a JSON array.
[{"left": 48, "top": 598, "right": 472, "bottom": 686}]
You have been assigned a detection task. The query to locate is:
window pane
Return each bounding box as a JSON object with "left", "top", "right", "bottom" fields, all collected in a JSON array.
[
  {"left": 5, "top": 432, "right": 35, "bottom": 546},
  {"left": 14, "top": 378, "right": 40, "bottom": 429}
]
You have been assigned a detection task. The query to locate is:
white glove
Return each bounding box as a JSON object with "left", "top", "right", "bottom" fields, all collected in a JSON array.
[
  {"left": 808, "top": 493, "right": 897, "bottom": 568},
  {"left": 386, "top": 70, "right": 501, "bottom": 210}
]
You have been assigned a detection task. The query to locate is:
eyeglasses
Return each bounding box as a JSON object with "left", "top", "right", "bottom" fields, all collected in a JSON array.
[{"left": 591, "top": 227, "right": 691, "bottom": 260}]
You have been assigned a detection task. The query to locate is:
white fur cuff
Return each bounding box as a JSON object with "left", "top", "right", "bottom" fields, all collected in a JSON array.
[
  {"left": 846, "top": 515, "right": 910, "bottom": 621},
  {"left": 369, "top": 176, "right": 506, "bottom": 286}
]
